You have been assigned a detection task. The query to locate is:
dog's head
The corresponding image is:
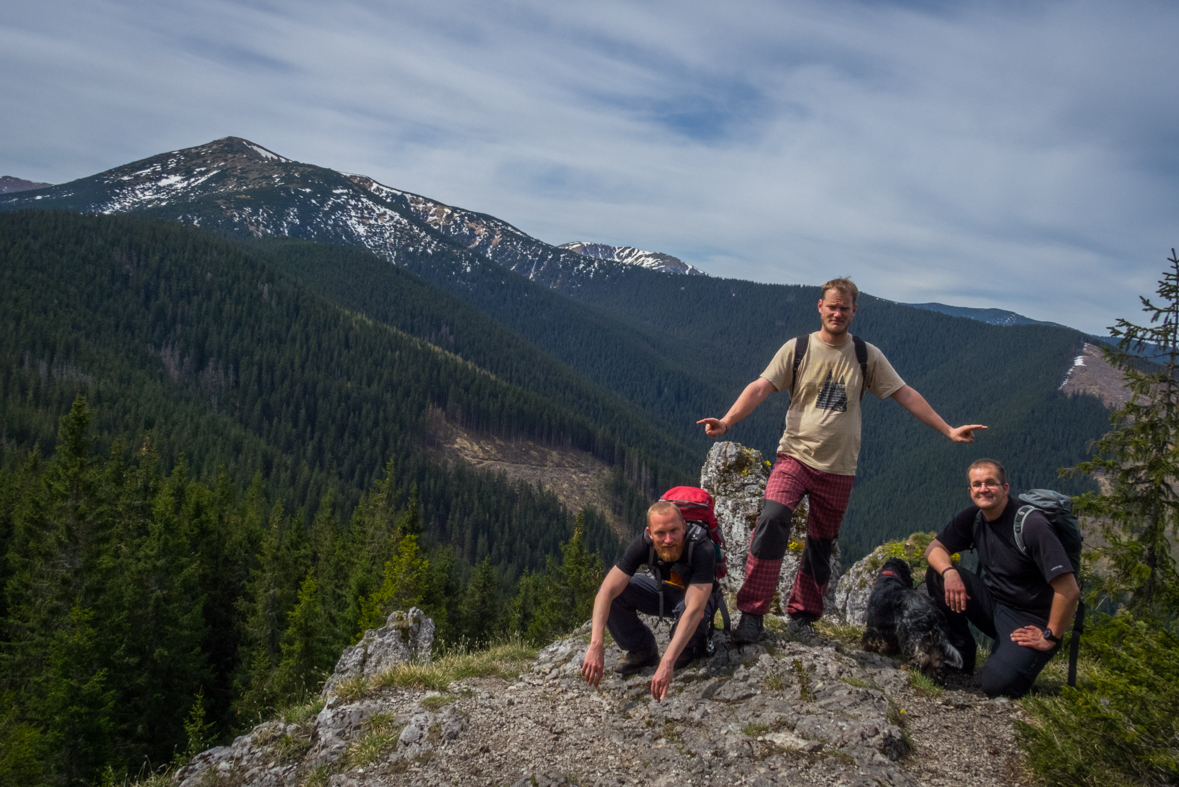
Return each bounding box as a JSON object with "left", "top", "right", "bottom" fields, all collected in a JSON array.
[{"left": 878, "top": 557, "right": 914, "bottom": 587}]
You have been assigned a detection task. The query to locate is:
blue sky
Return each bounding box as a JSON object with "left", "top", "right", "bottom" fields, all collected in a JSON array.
[{"left": 2, "top": 0, "right": 1177, "bottom": 334}]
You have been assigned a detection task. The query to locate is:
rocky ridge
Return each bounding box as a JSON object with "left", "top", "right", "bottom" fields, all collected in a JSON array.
[
  {"left": 558, "top": 242, "right": 706, "bottom": 277},
  {"left": 173, "top": 443, "right": 1032, "bottom": 787}
]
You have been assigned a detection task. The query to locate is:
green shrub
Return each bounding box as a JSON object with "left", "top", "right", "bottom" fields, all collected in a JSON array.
[{"left": 1016, "top": 612, "right": 1179, "bottom": 786}]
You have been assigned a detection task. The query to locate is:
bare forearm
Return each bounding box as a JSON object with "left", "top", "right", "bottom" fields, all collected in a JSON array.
[
  {"left": 590, "top": 568, "right": 629, "bottom": 646},
  {"left": 1047, "top": 579, "right": 1080, "bottom": 637},
  {"left": 892, "top": 386, "right": 951, "bottom": 436},
  {"left": 721, "top": 379, "right": 774, "bottom": 428},
  {"left": 924, "top": 542, "right": 955, "bottom": 576},
  {"left": 662, "top": 602, "right": 706, "bottom": 667}
]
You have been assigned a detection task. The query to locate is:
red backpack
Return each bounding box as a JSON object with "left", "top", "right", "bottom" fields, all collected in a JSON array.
[{"left": 660, "top": 486, "right": 726, "bottom": 580}]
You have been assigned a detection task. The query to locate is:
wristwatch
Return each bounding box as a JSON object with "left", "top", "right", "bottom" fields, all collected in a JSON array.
[{"left": 1043, "top": 627, "right": 1061, "bottom": 644}]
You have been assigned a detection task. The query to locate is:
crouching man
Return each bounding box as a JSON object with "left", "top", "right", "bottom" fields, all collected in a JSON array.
[
  {"left": 924, "top": 459, "right": 1080, "bottom": 698},
  {"left": 581, "top": 501, "right": 717, "bottom": 701}
]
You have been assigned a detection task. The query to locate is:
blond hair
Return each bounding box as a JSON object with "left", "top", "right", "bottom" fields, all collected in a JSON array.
[
  {"left": 647, "top": 500, "right": 684, "bottom": 526},
  {"left": 821, "top": 277, "right": 860, "bottom": 304}
]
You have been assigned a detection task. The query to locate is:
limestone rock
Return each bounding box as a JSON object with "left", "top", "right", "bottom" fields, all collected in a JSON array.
[
  {"left": 832, "top": 534, "right": 936, "bottom": 626},
  {"left": 322, "top": 607, "right": 434, "bottom": 698}
]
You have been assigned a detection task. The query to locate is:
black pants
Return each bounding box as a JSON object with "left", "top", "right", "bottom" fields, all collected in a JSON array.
[
  {"left": 607, "top": 574, "right": 716, "bottom": 657},
  {"left": 926, "top": 567, "right": 1060, "bottom": 698}
]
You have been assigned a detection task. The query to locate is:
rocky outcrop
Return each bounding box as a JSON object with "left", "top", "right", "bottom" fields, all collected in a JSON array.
[
  {"left": 322, "top": 608, "right": 435, "bottom": 699},
  {"left": 175, "top": 615, "right": 1025, "bottom": 787},
  {"left": 702, "top": 442, "right": 842, "bottom": 615}
]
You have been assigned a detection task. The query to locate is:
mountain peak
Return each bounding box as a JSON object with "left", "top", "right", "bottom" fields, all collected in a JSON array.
[
  {"left": 559, "top": 241, "right": 706, "bottom": 276},
  {"left": 0, "top": 176, "right": 53, "bottom": 194}
]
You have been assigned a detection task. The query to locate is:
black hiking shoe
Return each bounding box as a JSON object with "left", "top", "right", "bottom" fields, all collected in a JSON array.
[
  {"left": 785, "top": 616, "right": 819, "bottom": 644},
  {"left": 614, "top": 648, "right": 659, "bottom": 676},
  {"left": 732, "top": 612, "right": 765, "bottom": 644}
]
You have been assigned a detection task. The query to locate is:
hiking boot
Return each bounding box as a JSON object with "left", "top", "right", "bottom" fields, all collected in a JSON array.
[
  {"left": 614, "top": 647, "right": 659, "bottom": 676},
  {"left": 785, "top": 616, "right": 819, "bottom": 644},
  {"left": 732, "top": 612, "right": 765, "bottom": 644}
]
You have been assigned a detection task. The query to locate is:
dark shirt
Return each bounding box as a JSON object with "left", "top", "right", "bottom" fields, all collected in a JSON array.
[
  {"left": 616, "top": 525, "right": 717, "bottom": 590},
  {"left": 937, "top": 496, "right": 1074, "bottom": 613}
]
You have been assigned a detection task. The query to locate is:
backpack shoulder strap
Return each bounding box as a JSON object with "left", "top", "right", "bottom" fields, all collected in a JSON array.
[
  {"left": 789, "top": 334, "right": 810, "bottom": 397},
  {"left": 646, "top": 539, "right": 665, "bottom": 621},
  {"left": 852, "top": 335, "right": 869, "bottom": 401},
  {"left": 1013, "top": 504, "right": 1034, "bottom": 555},
  {"left": 972, "top": 509, "right": 986, "bottom": 577}
]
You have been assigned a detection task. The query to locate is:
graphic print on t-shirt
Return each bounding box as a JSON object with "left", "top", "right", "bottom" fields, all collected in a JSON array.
[{"left": 815, "top": 370, "right": 848, "bottom": 413}]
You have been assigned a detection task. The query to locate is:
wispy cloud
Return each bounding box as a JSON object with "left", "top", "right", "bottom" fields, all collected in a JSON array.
[{"left": 2, "top": 0, "right": 1176, "bottom": 333}]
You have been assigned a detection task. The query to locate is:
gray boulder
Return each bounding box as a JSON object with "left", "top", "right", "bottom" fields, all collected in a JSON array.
[
  {"left": 322, "top": 607, "right": 434, "bottom": 698},
  {"left": 832, "top": 535, "right": 937, "bottom": 626}
]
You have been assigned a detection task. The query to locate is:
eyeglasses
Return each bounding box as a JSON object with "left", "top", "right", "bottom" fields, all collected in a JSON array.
[{"left": 969, "top": 480, "right": 1003, "bottom": 490}]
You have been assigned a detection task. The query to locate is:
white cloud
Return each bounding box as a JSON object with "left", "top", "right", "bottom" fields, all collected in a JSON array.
[{"left": 2, "top": 0, "right": 1176, "bottom": 334}]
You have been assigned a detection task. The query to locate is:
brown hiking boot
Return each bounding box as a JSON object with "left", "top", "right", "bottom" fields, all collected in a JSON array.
[{"left": 614, "top": 648, "right": 659, "bottom": 676}]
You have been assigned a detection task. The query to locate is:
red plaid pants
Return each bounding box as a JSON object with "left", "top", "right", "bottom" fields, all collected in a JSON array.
[{"left": 735, "top": 454, "right": 854, "bottom": 619}]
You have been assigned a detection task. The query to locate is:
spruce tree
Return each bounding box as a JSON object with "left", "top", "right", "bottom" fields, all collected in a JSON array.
[{"left": 1072, "top": 250, "right": 1179, "bottom": 618}]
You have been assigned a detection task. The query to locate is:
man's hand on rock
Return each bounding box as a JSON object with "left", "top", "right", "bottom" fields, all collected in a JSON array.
[
  {"left": 651, "top": 661, "right": 674, "bottom": 702},
  {"left": 581, "top": 642, "right": 605, "bottom": 687}
]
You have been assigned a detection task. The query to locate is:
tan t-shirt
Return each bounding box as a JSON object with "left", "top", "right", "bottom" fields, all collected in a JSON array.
[{"left": 761, "top": 332, "right": 905, "bottom": 476}]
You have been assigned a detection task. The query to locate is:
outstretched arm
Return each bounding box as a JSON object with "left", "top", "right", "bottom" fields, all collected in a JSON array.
[
  {"left": 650, "top": 583, "right": 710, "bottom": 701},
  {"left": 580, "top": 567, "right": 631, "bottom": 687},
  {"left": 698, "top": 378, "right": 777, "bottom": 438},
  {"left": 890, "top": 385, "right": 986, "bottom": 443}
]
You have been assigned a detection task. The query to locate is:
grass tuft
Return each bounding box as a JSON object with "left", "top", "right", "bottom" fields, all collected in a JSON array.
[
  {"left": 344, "top": 713, "right": 403, "bottom": 769},
  {"left": 281, "top": 696, "right": 325, "bottom": 725},
  {"left": 373, "top": 637, "right": 538, "bottom": 691},
  {"left": 815, "top": 619, "right": 863, "bottom": 645},
  {"left": 908, "top": 670, "right": 943, "bottom": 697}
]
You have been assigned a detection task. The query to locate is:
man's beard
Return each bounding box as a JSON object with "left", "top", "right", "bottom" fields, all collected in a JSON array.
[{"left": 654, "top": 542, "right": 684, "bottom": 563}]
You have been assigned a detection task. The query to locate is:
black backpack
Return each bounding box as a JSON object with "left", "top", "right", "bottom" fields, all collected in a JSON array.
[{"left": 974, "top": 489, "right": 1086, "bottom": 686}]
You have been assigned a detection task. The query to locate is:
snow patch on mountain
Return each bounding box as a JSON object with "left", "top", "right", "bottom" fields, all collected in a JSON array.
[{"left": 559, "top": 241, "right": 706, "bottom": 276}]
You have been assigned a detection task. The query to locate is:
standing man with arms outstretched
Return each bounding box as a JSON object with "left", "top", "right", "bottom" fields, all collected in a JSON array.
[{"left": 698, "top": 278, "right": 986, "bottom": 644}]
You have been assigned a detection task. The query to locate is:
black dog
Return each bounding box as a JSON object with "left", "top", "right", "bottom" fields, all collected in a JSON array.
[{"left": 862, "top": 558, "right": 963, "bottom": 679}]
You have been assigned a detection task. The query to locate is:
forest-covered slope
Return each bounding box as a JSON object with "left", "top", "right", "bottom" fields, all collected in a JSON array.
[{"left": 0, "top": 210, "right": 696, "bottom": 575}]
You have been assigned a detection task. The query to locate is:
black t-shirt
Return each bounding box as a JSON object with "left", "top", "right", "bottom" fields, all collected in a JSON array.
[
  {"left": 615, "top": 525, "right": 717, "bottom": 590},
  {"left": 937, "top": 496, "right": 1074, "bottom": 613}
]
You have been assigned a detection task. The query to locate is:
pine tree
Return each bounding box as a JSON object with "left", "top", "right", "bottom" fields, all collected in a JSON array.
[
  {"left": 459, "top": 557, "right": 500, "bottom": 646},
  {"left": 272, "top": 569, "right": 332, "bottom": 701},
  {"left": 354, "top": 535, "right": 427, "bottom": 636},
  {"left": 1071, "top": 250, "right": 1179, "bottom": 618}
]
